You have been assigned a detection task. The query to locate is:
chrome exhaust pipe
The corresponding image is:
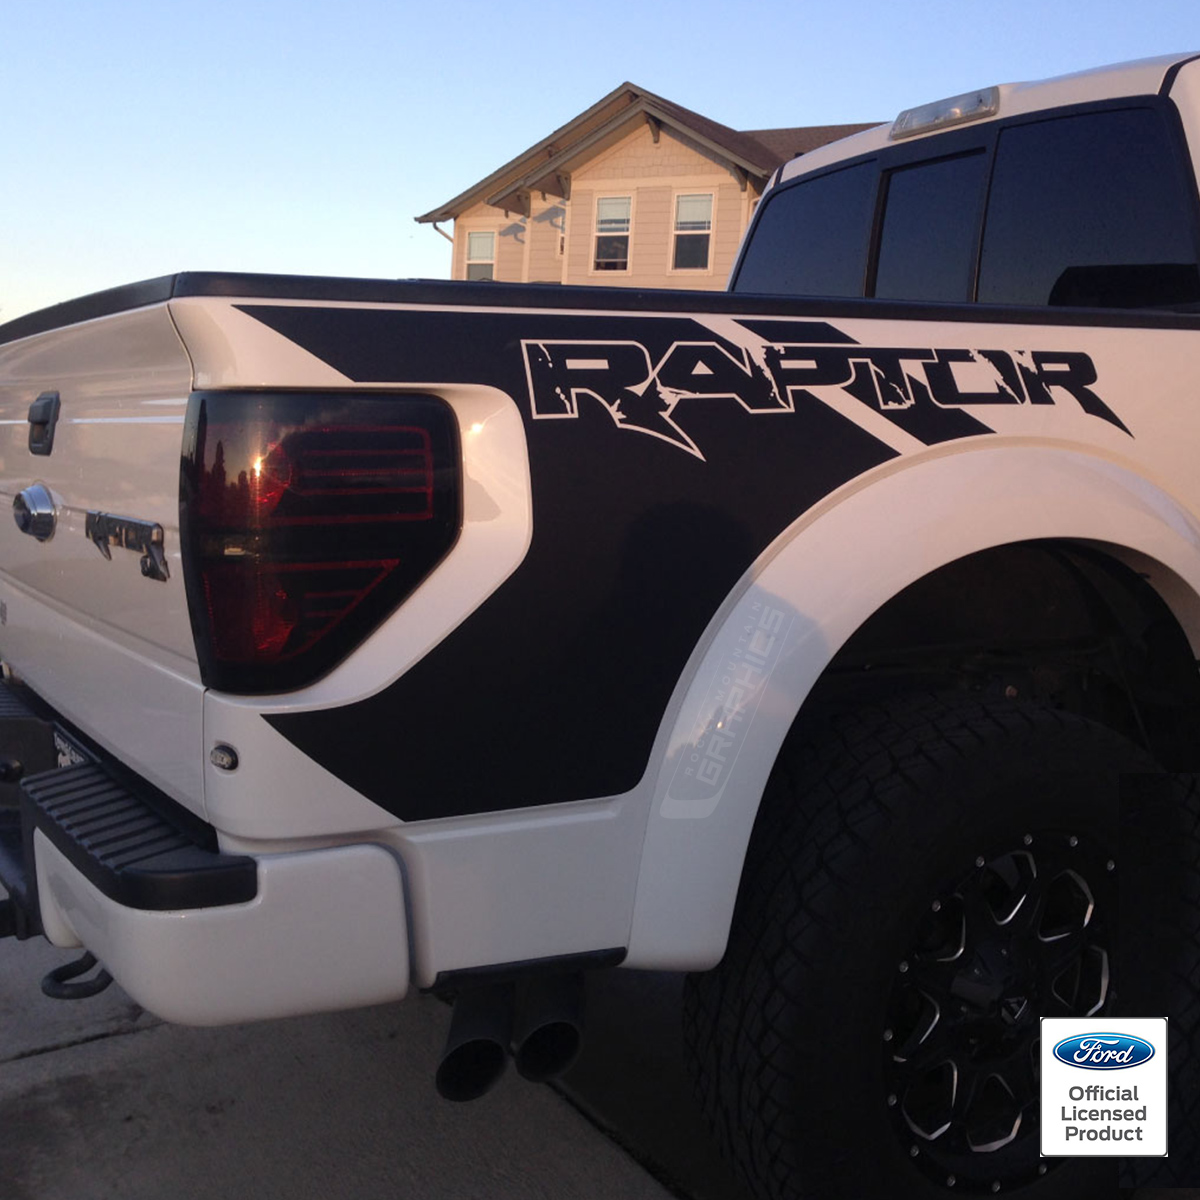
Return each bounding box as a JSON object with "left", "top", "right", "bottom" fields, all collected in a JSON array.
[
  {"left": 512, "top": 973, "right": 584, "bottom": 1082},
  {"left": 435, "top": 983, "right": 514, "bottom": 1102}
]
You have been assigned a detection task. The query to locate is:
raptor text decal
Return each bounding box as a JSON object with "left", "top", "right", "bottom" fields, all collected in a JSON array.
[{"left": 522, "top": 323, "right": 1127, "bottom": 459}]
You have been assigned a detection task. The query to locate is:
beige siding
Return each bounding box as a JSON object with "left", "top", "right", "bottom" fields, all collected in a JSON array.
[
  {"left": 450, "top": 122, "right": 767, "bottom": 289},
  {"left": 526, "top": 196, "right": 567, "bottom": 283},
  {"left": 496, "top": 216, "right": 526, "bottom": 280},
  {"left": 564, "top": 124, "right": 756, "bottom": 290},
  {"left": 584, "top": 121, "right": 718, "bottom": 179},
  {"left": 453, "top": 198, "right": 564, "bottom": 283},
  {"left": 710, "top": 179, "right": 750, "bottom": 282}
]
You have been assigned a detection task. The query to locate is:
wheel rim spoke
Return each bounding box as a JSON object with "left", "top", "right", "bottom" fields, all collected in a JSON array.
[
  {"left": 961, "top": 1072, "right": 1024, "bottom": 1153},
  {"left": 883, "top": 832, "right": 1112, "bottom": 1192}
]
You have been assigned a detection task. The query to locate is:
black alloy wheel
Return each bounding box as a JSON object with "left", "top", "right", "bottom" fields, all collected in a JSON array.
[
  {"left": 885, "top": 833, "right": 1114, "bottom": 1193},
  {"left": 683, "top": 693, "right": 1143, "bottom": 1200}
]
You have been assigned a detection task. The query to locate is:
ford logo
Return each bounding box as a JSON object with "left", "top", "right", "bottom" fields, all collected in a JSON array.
[{"left": 1051, "top": 1033, "right": 1155, "bottom": 1070}]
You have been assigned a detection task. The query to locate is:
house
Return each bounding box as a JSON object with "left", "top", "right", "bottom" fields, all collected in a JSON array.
[{"left": 415, "top": 84, "right": 876, "bottom": 291}]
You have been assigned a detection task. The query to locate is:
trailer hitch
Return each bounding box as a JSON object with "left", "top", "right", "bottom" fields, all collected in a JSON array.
[{"left": 42, "top": 952, "right": 113, "bottom": 1000}]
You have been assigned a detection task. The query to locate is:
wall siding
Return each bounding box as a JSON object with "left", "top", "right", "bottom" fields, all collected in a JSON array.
[
  {"left": 526, "top": 195, "right": 567, "bottom": 283},
  {"left": 568, "top": 124, "right": 755, "bottom": 290},
  {"left": 448, "top": 121, "right": 765, "bottom": 290},
  {"left": 496, "top": 215, "right": 526, "bottom": 280}
]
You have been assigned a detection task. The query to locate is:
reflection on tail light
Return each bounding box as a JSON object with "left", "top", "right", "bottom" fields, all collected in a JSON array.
[{"left": 181, "top": 392, "right": 460, "bottom": 694}]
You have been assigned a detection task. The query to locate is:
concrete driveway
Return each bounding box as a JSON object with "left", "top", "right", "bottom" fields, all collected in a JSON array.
[
  {"left": 1, "top": 934, "right": 683, "bottom": 1200},
  {"left": 1, "top": 930, "right": 1177, "bottom": 1199}
]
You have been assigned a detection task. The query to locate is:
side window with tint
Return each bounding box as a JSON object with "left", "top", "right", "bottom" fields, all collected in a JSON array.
[
  {"left": 873, "top": 152, "right": 984, "bottom": 302},
  {"left": 873, "top": 152, "right": 987, "bottom": 302},
  {"left": 733, "top": 162, "right": 876, "bottom": 297},
  {"left": 978, "top": 107, "right": 1200, "bottom": 308}
]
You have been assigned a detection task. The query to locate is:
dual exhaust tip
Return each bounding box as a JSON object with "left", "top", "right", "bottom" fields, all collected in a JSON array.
[{"left": 436, "top": 973, "right": 584, "bottom": 1103}]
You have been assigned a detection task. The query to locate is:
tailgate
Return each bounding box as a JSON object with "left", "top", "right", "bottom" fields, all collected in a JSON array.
[{"left": 0, "top": 304, "right": 205, "bottom": 810}]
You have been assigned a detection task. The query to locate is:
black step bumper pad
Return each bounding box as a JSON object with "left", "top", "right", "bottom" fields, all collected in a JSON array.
[
  {"left": 20, "top": 763, "right": 258, "bottom": 912},
  {"left": 0, "top": 684, "right": 57, "bottom": 809}
]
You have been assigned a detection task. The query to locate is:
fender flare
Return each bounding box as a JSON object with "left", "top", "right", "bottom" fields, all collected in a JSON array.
[{"left": 625, "top": 444, "right": 1200, "bottom": 969}]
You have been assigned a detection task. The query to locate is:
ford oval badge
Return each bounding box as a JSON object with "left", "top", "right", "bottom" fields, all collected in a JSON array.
[{"left": 1052, "top": 1033, "right": 1155, "bottom": 1070}]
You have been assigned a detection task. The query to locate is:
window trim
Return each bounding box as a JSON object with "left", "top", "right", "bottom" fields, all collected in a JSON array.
[
  {"left": 668, "top": 191, "right": 716, "bottom": 275},
  {"left": 591, "top": 194, "right": 634, "bottom": 275},
  {"left": 464, "top": 229, "right": 497, "bottom": 281}
]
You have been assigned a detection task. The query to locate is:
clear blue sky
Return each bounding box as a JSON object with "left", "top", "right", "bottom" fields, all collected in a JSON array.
[{"left": 2, "top": 1, "right": 1196, "bottom": 321}]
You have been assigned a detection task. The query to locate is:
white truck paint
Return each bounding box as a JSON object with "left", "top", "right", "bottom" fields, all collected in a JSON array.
[{"left": 3, "top": 51, "right": 1200, "bottom": 1200}]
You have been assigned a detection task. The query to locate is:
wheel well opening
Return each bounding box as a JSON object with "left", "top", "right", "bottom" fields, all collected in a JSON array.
[{"left": 805, "top": 540, "right": 1200, "bottom": 769}]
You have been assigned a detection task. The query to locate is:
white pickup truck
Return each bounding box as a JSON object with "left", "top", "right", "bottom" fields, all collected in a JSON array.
[{"left": 3, "top": 51, "right": 1200, "bottom": 1199}]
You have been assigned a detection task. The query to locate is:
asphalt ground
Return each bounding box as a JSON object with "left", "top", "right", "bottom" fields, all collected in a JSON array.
[{"left": 0, "top": 925, "right": 1182, "bottom": 1199}]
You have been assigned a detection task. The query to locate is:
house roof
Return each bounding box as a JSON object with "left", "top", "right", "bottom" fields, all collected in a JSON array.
[
  {"left": 742, "top": 124, "right": 880, "bottom": 162},
  {"left": 415, "top": 84, "right": 878, "bottom": 223}
]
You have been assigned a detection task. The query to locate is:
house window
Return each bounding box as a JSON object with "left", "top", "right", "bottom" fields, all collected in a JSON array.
[
  {"left": 466, "top": 231, "right": 495, "bottom": 280},
  {"left": 673, "top": 193, "right": 713, "bottom": 270},
  {"left": 594, "top": 197, "right": 631, "bottom": 271}
]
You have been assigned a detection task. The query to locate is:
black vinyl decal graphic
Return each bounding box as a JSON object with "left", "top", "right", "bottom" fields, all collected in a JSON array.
[
  {"left": 522, "top": 336, "right": 1128, "bottom": 459},
  {"left": 237, "top": 304, "right": 1123, "bottom": 820}
]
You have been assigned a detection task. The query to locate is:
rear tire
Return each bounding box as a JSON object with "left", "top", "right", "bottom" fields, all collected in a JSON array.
[{"left": 683, "top": 693, "right": 1154, "bottom": 1199}]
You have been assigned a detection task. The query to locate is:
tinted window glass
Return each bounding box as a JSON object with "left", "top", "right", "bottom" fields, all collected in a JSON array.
[
  {"left": 873, "top": 152, "right": 986, "bottom": 302},
  {"left": 978, "top": 108, "right": 1200, "bottom": 308},
  {"left": 734, "top": 162, "right": 875, "bottom": 297}
]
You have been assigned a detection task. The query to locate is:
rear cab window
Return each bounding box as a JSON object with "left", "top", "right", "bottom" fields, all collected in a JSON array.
[
  {"left": 732, "top": 163, "right": 877, "bottom": 298},
  {"left": 732, "top": 97, "right": 1200, "bottom": 313}
]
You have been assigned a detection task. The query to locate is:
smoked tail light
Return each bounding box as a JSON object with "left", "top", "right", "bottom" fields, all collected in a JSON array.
[{"left": 180, "top": 391, "right": 461, "bottom": 694}]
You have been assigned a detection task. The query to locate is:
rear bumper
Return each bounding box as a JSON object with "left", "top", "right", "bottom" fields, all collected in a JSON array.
[
  {"left": 22, "top": 760, "right": 258, "bottom": 913},
  {"left": 33, "top": 831, "right": 410, "bottom": 1024},
  {"left": 1, "top": 682, "right": 410, "bottom": 1024}
]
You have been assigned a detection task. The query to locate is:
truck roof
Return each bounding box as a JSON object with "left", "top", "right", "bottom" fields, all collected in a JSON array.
[{"left": 778, "top": 51, "right": 1200, "bottom": 184}]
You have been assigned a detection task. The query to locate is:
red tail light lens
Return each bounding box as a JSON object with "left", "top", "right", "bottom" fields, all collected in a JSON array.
[{"left": 181, "top": 392, "right": 460, "bottom": 693}]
